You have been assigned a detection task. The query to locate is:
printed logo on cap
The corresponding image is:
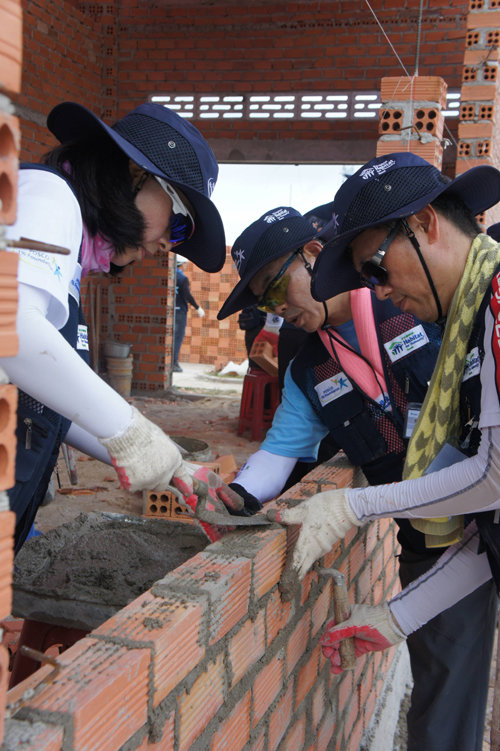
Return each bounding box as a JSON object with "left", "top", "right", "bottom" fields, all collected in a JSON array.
[
  {"left": 233, "top": 247, "right": 246, "bottom": 271},
  {"left": 359, "top": 159, "right": 396, "bottom": 181},
  {"left": 263, "top": 208, "right": 291, "bottom": 223},
  {"left": 208, "top": 177, "right": 216, "bottom": 197}
]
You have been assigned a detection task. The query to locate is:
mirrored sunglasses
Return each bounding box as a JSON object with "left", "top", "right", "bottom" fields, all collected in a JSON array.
[
  {"left": 156, "top": 177, "right": 196, "bottom": 245},
  {"left": 257, "top": 250, "right": 299, "bottom": 313}
]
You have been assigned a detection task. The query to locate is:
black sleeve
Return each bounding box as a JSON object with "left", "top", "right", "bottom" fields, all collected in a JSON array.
[{"left": 181, "top": 276, "right": 199, "bottom": 309}]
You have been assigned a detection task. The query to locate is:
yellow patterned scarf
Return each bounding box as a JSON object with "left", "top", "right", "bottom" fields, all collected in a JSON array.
[{"left": 404, "top": 233, "right": 500, "bottom": 547}]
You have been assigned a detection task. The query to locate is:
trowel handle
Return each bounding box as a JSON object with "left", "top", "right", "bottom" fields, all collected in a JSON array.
[{"left": 333, "top": 582, "right": 357, "bottom": 671}]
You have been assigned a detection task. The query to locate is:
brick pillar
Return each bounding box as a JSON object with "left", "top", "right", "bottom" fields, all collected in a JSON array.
[
  {"left": 376, "top": 75, "right": 447, "bottom": 168},
  {"left": 457, "top": 0, "right": 500, "bottom": 226},
  {"left": 0, "top": 0, "right": 22, "bottom": 744}
]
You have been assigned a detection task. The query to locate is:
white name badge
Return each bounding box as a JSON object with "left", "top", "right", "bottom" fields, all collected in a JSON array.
[
  {"left": 69, "top": 262, "right": 82, "bottom": 305},
  {"left": 314, "top": 371, "right": 353, "bottom": 406},
  {"left": 462, "top": 346, "right": 481, "bottom": 382},
  {"left": 384, "top": 324, "right": 429, "bottom": 363},
  {"left": 77, "top": 324, "right": 89, "bottom": 351}
]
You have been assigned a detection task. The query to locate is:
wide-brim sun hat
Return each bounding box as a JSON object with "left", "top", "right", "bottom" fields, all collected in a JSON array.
[
  {"left": 311, "top": 151, "right": 500, "bottom": 301},
  {"left": 47, "top": 101, "right": 226, "bottom": 273},
  {"left": 487, "top": 222, "right": 500, "bottom": 242},
  {"left": 217, "top": 207, "right": 319, "bottom": 320}
]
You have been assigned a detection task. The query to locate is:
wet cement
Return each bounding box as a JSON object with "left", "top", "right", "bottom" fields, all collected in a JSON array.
[{"left": 12, "top": 511, "right": 208, "bottom": 630}]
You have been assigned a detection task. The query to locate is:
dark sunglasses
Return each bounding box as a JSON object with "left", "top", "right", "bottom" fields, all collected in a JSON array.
[
  {"left": 359, "top": 221, "right": 401, "bottom": 290},
  {"left": 170, "top": 213, "right": 195, "bottom": 245}
]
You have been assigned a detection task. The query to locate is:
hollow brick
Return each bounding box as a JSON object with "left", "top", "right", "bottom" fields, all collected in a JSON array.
[
  {"left": 228, "top": 610, "right": 265, "bottom": 687},
  {"left": 22, "top": 637, "right": 150, "bottom": 751},
  {"left": 209, "top": 692, "right": 251, "bottom": 751},
  {"left": 252, "top": 653, "right": 285, "bottom": 727},
  {"left": 178, "top": 652, "right": 225, "bottom": 751},
  {"left": 460, "top": 82, "right": 498, "bottom": 101},
  {"left": 269, "top": 682, "right": 294, "bottom": 750},
  {"left": 93, "top": 590, "right": 205, "bottom": 707},
  {"left": 0, "top": 1, "right": 22, "bottom": 94}
]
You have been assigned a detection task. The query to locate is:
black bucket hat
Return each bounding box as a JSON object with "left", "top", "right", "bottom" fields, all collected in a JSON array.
[
  {"left": 47, "top": 101, "right": 226, "bottom": 272},
  {"left": 487, "top": 222, "right": 500, "bottom": 242},
  {"left": 311, "top": 151, "right": 500, "bottom": 301},
  {"left": 304, "top": 201, "right": 336, "bottom": 234},
  {"left": 217, "top": 207, "right": 318, "bottom": 320}
]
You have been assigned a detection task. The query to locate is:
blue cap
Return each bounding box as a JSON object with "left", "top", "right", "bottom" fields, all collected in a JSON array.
[
  {"left": 47, "top": 101, "right": 226, "bottom": 273},
  {"left": 311, "top": 152, "right": 500, "bottom": 301},
  {"left": 217, "top": 207, "right": 318, "bottom": 320}
]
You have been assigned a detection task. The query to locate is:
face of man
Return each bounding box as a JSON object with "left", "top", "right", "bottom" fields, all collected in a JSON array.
[
  {"left": 349, "top": 212, "right": 452, "bottom": 323},
  {"left": 249, "top": 243, "right": 330, "bottom": 332}
]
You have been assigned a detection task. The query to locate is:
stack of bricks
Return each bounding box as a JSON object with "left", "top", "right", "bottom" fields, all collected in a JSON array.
[
  {"left": 377, "top": 75, "right": 447, "bottom": 168},
  {"left": 0, "top": 0, "right": 22, "bottom": 745},
  {"left": 3, "top": 454, "right": 402, "bottom": 750},
  {"left": 181, "top": 253, "right": 248, "bottom": 369},
  {"left": 456, "top": 0, "right": 500, "bottom": 225}
]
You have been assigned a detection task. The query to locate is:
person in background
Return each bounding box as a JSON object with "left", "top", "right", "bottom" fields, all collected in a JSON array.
[
  {"left": 173, "top": 256, "right": 205, "bottom": 372},
  {"left": 4, "top": 100, "right": 230, "bottom": 552},
  {"left": 271, "top": 153, "right": 500, "bottom": 751}
]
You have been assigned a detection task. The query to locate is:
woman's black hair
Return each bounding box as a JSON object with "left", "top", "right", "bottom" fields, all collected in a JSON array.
[{"left": 43, "top": 133, "right": 145, "bottom": 255}]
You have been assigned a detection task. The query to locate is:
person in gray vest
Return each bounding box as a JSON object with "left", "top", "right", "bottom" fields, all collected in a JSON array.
[
  {"left": 218, "top": 204, "right": 498, "bottom": 751},
  {"left": 269, "top": 154, "right": 500, "bottom": 751}
]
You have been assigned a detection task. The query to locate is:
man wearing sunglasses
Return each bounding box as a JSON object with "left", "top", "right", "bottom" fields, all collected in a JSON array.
[
  {"left": 217, "top": 205, "right": 494, "bottom": 750},
  {"left": 269, "top": 154, "right": 500, "bottom": 750}
]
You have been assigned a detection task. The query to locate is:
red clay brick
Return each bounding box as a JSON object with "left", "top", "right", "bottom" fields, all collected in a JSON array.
[
  {"left": 93, "top": 590, "right": 205, "bottom": 707},
  {"left": 282, "top": 715, "right": 306, "bottom": 750},
  {"left": 252, "top": 653, "right": 285, "bottom": 726},
  {"left": 24, "top": 637, "right": 150, "bottom": 751},
  {"left": 164, "top": 551, "right": 252, "bottom": 643},
  {"left": 295, "top": 644, "right": 321, "bottom": 709},
  {"left": 286, "top": 611, "right": 311, "bottom": 676},
  {"left": 268, "top": 682, "right": 293, "bottom": 750},
  {"left": 178, "top": 652, "right": 225, "bottom": 751},
  {"left": 265, "top": 588, "right": 292, "bottom": 647},
  {"left": 209, "top": 692, "right": 251, "bottom": 751},
  {"left": 228, "top": 611, "right": 265, "bottom": 687}
]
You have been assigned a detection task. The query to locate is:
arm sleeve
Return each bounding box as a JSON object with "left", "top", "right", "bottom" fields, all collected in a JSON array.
[
  {"left": 0, "top": 282, "right": 133, "bottom": 439},
  {"left": 389, "top": 521, "right": 492, "bottom": 635},
  {"left": 232, "top": 449, "right": 298, "bottom": 502},
  {"left": 348, "top": 424, "right": 500, "bottom": 522},
  {"left": 6, "top": 170, "right": 83, "bottom": 329},
  {"left": 64, "top": 423, "right": 112, "bottom": 464}
]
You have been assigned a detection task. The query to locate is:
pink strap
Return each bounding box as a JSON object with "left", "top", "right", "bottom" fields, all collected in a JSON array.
[{"left": 318, "top": 288, "right": 389, "bottom": 406}]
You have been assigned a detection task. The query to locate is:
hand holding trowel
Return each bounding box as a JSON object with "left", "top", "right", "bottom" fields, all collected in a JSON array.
[{"left": 171, "top": 465, "right": 271, "bottom": 542}]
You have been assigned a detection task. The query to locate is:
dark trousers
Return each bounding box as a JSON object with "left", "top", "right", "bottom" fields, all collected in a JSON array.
[
  {"left": 399, "top": 548, "right": 498, "bottom": 751},
  {"left": 174, "top": 309, "right": 187, "bottom": 366}
]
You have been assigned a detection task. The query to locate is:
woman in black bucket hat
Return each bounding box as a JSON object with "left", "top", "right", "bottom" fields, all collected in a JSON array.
[{"left": 3, "top": 101, "right": 235, "bottom": 553}]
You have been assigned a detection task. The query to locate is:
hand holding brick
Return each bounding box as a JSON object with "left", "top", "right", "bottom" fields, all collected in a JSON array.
[
  {"left": 320, "top": 603, "right": 406, "bottom": 674},
  {"left": 99, "top": 405, "right": 193, "bottom": 493},
  {"left": 268, "top": 489, "right": 362, "bottom": 580}
]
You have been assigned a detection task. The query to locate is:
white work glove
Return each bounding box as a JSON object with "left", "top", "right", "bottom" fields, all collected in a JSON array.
[
  {"left": 320, "top": 603, "right": 406, "bottom": 674},
  {"left": 268, "top": 488, "right": 362, "bottom": 581},
  {"left": 196, "top": 306, "right": 205, "bottom": 318},
  {"left": 99, "top": 406, "right": 193, "bottom": 493}
]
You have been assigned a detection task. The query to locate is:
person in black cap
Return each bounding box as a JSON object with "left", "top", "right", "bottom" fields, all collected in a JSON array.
[
  {"left": 3, "top": 100, "right": 236, "bottom": 553},
  {"left": 218, "top": 203, "right": 495, "bottom": 751},
  {"left": 270, "top": 152, "right": 500, "bottom": 749}
]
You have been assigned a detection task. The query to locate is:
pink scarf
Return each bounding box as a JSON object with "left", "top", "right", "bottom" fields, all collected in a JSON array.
[
  {"left": 81, "top": 225, "right": 114, "bottom": 277},
  {"left": 319, "top": 288, "right": 390, "bottom": 409}
]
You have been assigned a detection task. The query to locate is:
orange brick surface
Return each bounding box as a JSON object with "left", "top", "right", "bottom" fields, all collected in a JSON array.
[
  {"left": 0, "top": 251, "right": 19, "bottom": 358},
  {"left": 0, "top": 0, "right": 22, "bottom": 94}
]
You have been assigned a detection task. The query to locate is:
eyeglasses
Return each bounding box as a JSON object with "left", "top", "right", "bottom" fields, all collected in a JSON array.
[
  {"left": 156, "top": 177, "right": 196, "bottom": 246},
  {"left": 257, "top": 250, "right": 300, "bottom": 313},
  {"left": 359, "top": 221, "right": 401, "bottom": 290}
]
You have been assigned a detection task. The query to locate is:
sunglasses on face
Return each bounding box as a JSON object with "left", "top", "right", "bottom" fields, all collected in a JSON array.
[
  {"left": 257, "top": 250, "right": 300, "bottom": 313},
  {"left": 359, "top": 221, "right": 401, "bottom": 290},
  {"left": 156, "top": 177, "right": 196, "bottom": 246}
]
